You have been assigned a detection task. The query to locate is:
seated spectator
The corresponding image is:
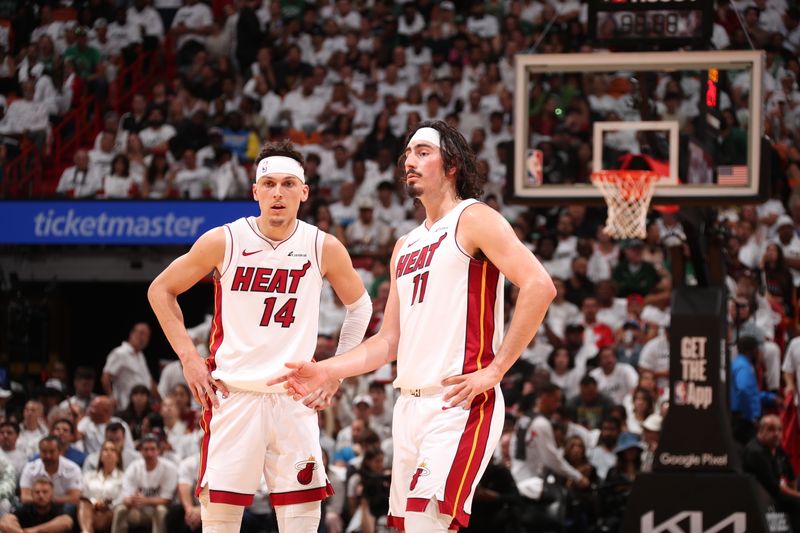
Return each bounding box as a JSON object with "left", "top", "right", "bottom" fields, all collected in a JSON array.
[
  {"left": 613, "top": 239, "right": 660, "bottom": 297},
  {"left": 171, "top": 148, "right": 212, "bottom": 199},
  {"left": 18, "top": 400, "right": 48, "bottom": 459},
  {"left": 117, "top": 384, "right": 153, "bottom": 442},
  {"left": 640, "top": 414, "right": 662, "bottom": 472},
  {"left": 600, "top": 433, "right": 644, "bottom": 530},
  {"left": 112, "top": 435, "right": 177, "bottom": 533},
  {"left": 139, "top": 108, "right": 176, "bottom": 155},
  {"left": 79, "top": 441, "right": 124, "bottom": 533},
  {"left": 0, "top": 79, "right": 50, "bottom": 149},
  {"left": 169, "top": 384, "right": 198, "bottom": 432},
  {"left": 345, "top": 198, "right": 391, "bottom": 258},
  {"left": 625, "top": 387, "right": 655, "bottom": 436},
  {"left": 589, "top": 347, "right": 638, "bottom": 405},
  {"left": 78, "top": 396, "right": 136, "bottom": 456},
  {"left": 546, "top": 347, "right": 583, "bottom": 402},
  {"left": 54, "top": 148, "right": 101, "bottom": 198},
  {"left": 346, "top": 447, "right": 389, "bottom": 532},
  {"left": 59, "top": 366, "right": 98, "bottom": 417},
  {"left": 20, "top": 436, "right": 82, "bottom": 506},
  {"left": 101, "top": 153, "right": 142, "bottom": 198},
  {"left": 568, "top": 376, "right": 615, "bottom": 430},
  {"left": 44, "top": 419, "right": 87, "bottom": 468},
  {"left": 0, "top": 478, "right": 73, "bottom": 533},
  {"left": 160, "top": 397, "right": 194, "bottom": 460},
  {"left": 82, "top": 422, "right": 141, "bottom": 474},
  {"left": 588, "top": 416, "right": 622, "bottom": 480},
  {"left": 0, "top": 421, "right": 27, "bottom": 477},
  {"left": 143, "top": 153, "right": 172, "bottom": 199},
  {"left": 165, "top": 454, "right": 201, "bottom": 533},
  {"left": 211, "top": 148, "right": 250, "bottom": 200},
  {"left": 330, "top": 180, "right": 359, "bottom": 228},
  {"left": 0, "top": 453, "right": 15, "bottom": 514},
  {"left": 743, "top": 414, "right": 800, "bottom": 532}
]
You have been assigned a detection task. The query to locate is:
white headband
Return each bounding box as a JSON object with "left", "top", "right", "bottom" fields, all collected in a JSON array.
[
  {"left": 409, "top": 127, "right": 441, "bottom": 147},
  {"left": 255, "top": 156, "right": 306, "bottom": 183}
]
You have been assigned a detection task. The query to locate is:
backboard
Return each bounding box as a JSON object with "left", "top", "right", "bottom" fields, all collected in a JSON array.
[{"left": 511, "top": 50, "right": 766, "bottom": 205}]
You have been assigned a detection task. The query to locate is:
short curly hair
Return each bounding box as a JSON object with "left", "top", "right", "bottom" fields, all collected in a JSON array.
[
  {"left": 255, "top": 139, "right": 305, "bottom": 168},
  {"left": 398, "top": 120, "right": 484, "bottom": 200}
]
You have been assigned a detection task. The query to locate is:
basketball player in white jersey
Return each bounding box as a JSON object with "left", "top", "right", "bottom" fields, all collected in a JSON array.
[
  {"left": 270, "top": 121, "right": 556, "bottom": 531},
  {"left": 148, "top": 140, "right": 371, "bottom": 533}
]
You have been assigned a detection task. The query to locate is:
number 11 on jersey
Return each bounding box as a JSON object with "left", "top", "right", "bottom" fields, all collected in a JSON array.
[{"left": 411, "top": 271, "right": 429, "bottom": 305}]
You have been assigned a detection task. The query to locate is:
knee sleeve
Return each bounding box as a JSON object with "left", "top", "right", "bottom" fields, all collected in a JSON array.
[
  {"left": 403, "top": 499, "right": 453, "bottom": 533},
  {"left": 199, "top": 486, "right": 245, "bottom": 529},
  {"left": 274, "top": 501, "right": 320, "bottom": 533}
]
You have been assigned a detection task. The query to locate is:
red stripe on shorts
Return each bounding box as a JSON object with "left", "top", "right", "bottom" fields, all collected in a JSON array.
[
  {"left": 269, "top": 482, "right": 334, "bottom": 506},
  {"left": 386, "top": 514, "right": 405, "bottom": 531},
  {"left": 440, "top": 387, "right": 496, "bottom": 529},
  {"left": 210, "top": 489, "right": 253, "bottom": 506},
  {"left": 195, "top": 278, "right": 223, "bottom": 497}
]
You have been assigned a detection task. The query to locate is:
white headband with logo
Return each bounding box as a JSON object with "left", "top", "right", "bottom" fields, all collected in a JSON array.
[
  {"left": 409, "top": 127, "right": 441, "bottom": 147},
  {"left": 255, "top": 156, "right": 306, "bottom": 183}
]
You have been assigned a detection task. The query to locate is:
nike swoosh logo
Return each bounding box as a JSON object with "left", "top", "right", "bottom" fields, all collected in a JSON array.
[{"left": 242, "top": 249, "right": 263, "bottom": 257}]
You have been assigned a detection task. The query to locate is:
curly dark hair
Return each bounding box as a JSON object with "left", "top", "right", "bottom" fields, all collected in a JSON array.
[
  {"left": 398, "top": 120, "right": 484, "bottom": 200},
  {"left": 256, "top": 139, "right": 305, "bottom": 167}
]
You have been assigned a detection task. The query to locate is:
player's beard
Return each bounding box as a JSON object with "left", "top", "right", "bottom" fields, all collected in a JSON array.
[{"left": 405, "top": 182, "right": 422, "bottom": 198}]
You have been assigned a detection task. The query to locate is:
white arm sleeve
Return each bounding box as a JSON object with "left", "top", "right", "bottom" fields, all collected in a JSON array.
[{"left": 335, "top": 291, "right": 372, "bottom": 355}]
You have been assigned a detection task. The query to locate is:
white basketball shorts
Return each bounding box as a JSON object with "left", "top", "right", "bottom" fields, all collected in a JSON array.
[
  {"left": 386, "top": 385, "right": 504, "bottom": 531},
  {"left": 196, "top": 390, "right": 332, "bottom": 507}
]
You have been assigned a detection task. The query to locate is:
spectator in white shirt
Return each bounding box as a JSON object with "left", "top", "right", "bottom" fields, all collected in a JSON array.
[
  {"left": 59, "top": 366, "right": 97, "bottom": 417},
  {"left": 282, "top": 73, "right": 326, "bottom": 132},
  {"left": 466, "top": 3, "right": 499, "bottom": 38},
  {"left": 397, "top": 4, "right": 425, "bottom": 37},
  {"left": 0, "top": 421, "right": 29, "bottom": 477},
  {"left": 139, "top": 108, "right": 176, "bottom": 155},
  {"left": 329, "top": 180, "right": 359, "bottom": 228},
  {"left": 0, "top": 79, "right": 50, "bottom": 145},
  {"left": 172, "top": 148, "right": 212, "bottom": 199},
  {"left": 107, "top": 8, "right": 142, "bottom": 61},
  {"left": 171, "top": 0, "right": 213, "bottom": 60},
  {"left": 79, "top": 440, "right": 125, "bottom": 533},
  {"left": 102, "top": 323, "right": 158, "bottom": 411},
  {"left": 127, "top": 0, "right": 165, "bottom": 49},
  {"left": 20, "top": 436, "right": 82, "bottom": 506},
  {"left": 346, "top": 198, "right": 392, "bottom": 258},
  {"left": 372, "top": 181, "right": 405, "bottom": 230},
  {"left": 56, "top": 149, "right": 103, "bottom": 198},
  {"left": 102, "top": 154, "right": 143, "bottom": 198},
  {"left": 112, "top": 436, "right": 177, "bottom": 533},
  {"left": 17, "top": 401, "right": 48, "bottom": 460},
  {"left": 82, "top": 422, "right": 141, "bottom": 474},
  {"left": 587, "top": 417, "right": 621, "bottom": 480},
  {"left": 589, "top": 347, "right": 639, "bottom": 405}
]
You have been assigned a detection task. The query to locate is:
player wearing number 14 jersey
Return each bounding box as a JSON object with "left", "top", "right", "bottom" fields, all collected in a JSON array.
[{"left": 148, "top": 141, "right": 371, "bottom": 533}]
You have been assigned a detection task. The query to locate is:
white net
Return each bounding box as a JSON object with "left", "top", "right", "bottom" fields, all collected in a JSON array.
[{"left": 592, "top": 171, "right": 660, "bottom": 239}]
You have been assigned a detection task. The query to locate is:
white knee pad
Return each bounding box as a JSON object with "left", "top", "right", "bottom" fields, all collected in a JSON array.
[
  {"left": 403, "top": 499, "right": 454, "bottom": 533},
  {"left": 199, "top": 486, "right": 245, "bottom": 531},
  {"left": 274, "top": 501, "right": 320, "bottom": 533}
]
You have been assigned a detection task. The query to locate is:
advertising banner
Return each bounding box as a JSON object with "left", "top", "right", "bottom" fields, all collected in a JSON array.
[{"left": 0, "top": 201, "right": 259, "bottom": 245}]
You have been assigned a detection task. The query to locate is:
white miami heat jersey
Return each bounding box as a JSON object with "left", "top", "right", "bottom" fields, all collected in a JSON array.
[
  {"left": 394, "top": 199, "right": 504, "bottom": 390},
  {"left": 209, "top": 217, "right": 324, "bottom": 393}
]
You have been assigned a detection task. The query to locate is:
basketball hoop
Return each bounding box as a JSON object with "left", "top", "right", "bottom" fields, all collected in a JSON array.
[{"left": 591, "top": 170, "right": 661, "bottom": 239}]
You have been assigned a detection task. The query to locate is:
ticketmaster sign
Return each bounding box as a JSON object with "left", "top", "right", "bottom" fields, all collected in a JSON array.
[{"left": 0, "top": 201, "right": 259, "bottom": 244}]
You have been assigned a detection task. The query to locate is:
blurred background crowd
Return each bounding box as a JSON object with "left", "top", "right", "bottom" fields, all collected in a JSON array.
[{"left": 2, "top": 0, "right": 800, "bottom": 532}]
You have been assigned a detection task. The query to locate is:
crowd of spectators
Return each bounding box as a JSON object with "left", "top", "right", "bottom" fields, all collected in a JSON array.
[{"left": 2, "top": 0, "right": 800, "bottom": 531}]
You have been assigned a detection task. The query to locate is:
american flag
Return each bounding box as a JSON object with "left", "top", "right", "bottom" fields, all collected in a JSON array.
[{"left": 717, "top": 165, "right": 748, "bottom": 186}]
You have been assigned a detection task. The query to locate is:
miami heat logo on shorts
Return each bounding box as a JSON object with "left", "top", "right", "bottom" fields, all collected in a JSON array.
[
  {"left": 295, "top": 456, "right": 317, "bottom": 485},
  {"left": 409, "top": 460, "right": 430, "bottom": 491}
]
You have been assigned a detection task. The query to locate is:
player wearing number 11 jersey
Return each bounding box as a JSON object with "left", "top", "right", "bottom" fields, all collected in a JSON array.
[
  {"left": 148, "top": 140, "right": 371, "bottom": 533},
  {"left": 271, "top": 121, "right": 556, "bottom": 532}
]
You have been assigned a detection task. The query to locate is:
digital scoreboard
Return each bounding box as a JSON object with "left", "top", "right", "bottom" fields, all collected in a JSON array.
[{"left": 588, "top": 0, "right": 714, "bottom": 50}]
